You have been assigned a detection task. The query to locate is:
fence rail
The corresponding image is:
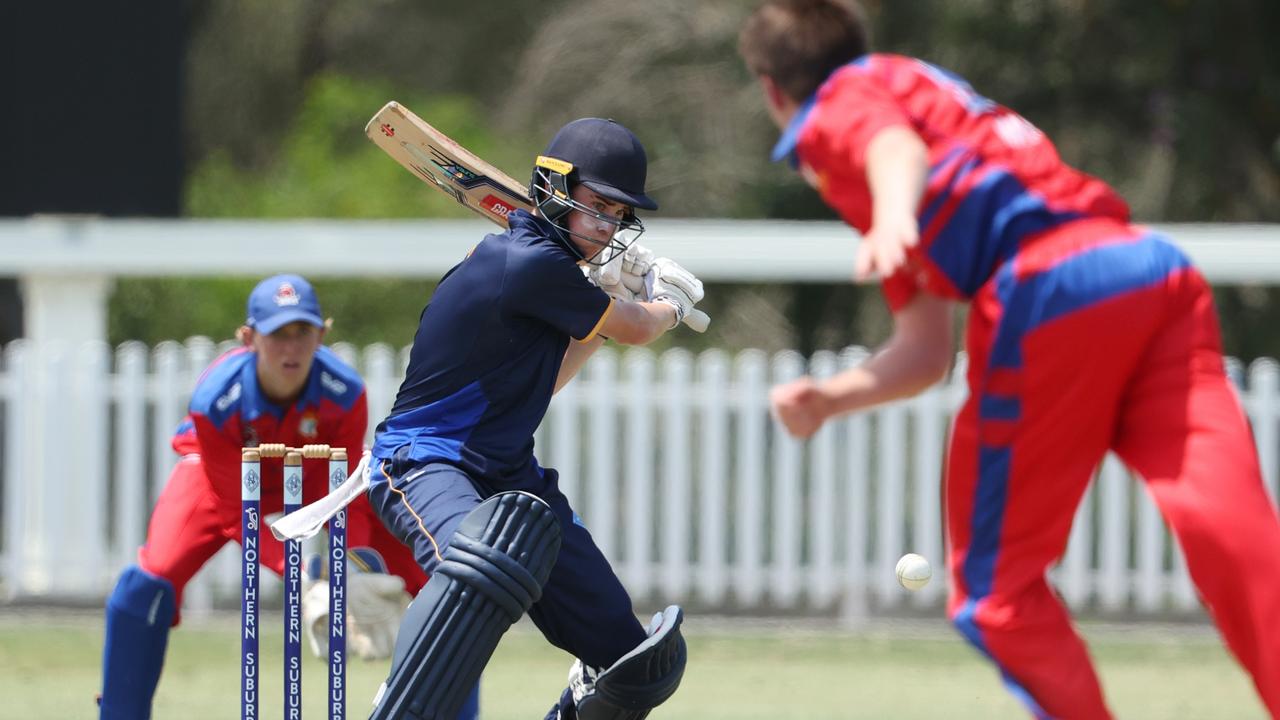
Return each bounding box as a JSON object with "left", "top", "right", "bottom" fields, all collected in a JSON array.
[{"left": 2, "top": 339, "right": 1277, "bottom": 621}]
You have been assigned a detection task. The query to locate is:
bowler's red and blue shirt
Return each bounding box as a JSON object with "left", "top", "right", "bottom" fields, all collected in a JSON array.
[
  {"left": 371, "top": 210, "right": 612, "bottom": 483},
  {"left": 172, "top": 345, "right": 367, "bottom": 503},
  {"left": 772, "top": 54, "right": 1130, "bottom": 311}
]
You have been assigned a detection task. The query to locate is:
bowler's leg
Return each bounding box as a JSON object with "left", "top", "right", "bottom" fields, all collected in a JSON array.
[
  {"left": 946, "top": 395, "right": 1109, "bottom": 720},
  {"left": 944, "top": 247, "right": 1168, "bottom": 719},
  {"left": 1114, "top": 269, "right": 1280, "bottom": 717}
]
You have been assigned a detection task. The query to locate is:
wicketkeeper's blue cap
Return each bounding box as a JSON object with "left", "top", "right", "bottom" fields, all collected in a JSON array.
[{"left": 246, "top": 274, "right": 324, "bottom": 335}]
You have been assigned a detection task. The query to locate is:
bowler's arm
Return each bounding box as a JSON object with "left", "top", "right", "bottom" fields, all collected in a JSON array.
[
  {"left": 855, "top": 125, "right": 930, "bottom": 280},
  {"left": 820, "top": 293, "right": 954, "bottom": 414},
  {"left": 772, "top": 294, "right": 954, "bottom": 439},
  {"left": 866, "top": 125, "right": 929, "bottom": 227}
]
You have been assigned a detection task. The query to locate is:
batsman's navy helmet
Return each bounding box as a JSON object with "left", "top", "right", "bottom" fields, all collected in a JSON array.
[{"left": 537, "top": 118, "right": 658, "bottom": 211}]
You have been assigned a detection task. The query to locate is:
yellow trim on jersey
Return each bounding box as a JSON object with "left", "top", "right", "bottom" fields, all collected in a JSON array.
[
  {"left": 578, "top": 297, "right": 614, "bottom": 343},
  {"left": 381, "top": 461, "right": 444, "bottom": 563}
]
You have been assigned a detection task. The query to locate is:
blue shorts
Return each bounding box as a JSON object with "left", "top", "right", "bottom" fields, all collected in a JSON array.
[{"left": 366, "top": 447, "right": 647, "bottom": 669}]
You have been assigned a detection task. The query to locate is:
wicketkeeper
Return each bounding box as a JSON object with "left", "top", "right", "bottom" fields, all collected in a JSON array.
[{"left": 97, "top": 275, "right": 479, "bottom": 719}]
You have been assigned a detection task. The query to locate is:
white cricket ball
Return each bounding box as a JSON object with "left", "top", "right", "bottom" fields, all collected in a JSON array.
[{"left": 895, "top": 553, "right": 931, "bottom": 591}]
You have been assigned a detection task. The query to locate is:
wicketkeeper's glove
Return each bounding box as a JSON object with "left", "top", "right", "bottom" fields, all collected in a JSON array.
[{"left": 302, "top": 547, "right": 411, "bottom": 661}]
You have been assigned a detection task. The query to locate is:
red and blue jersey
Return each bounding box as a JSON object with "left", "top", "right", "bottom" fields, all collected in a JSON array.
[
  {"left": 371, "top": 209, "right": 612, "bottom": 483},
  {"left": 173, "top": 345, "right": 367, "bottom": 501},
  {"left": 771, "top": 54, "right": 1280, "bottom": 720},
  {"left": 771, "top": 53, "right": 1130, "bottom": 311}
]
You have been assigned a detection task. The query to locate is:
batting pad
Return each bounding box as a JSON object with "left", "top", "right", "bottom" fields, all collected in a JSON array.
[
  {"left": 99, "top": 566, "right": 176, "bottom": 720},
  {"left": 576, "top": 605, "right": 688, "bottom": 720},
  {"left": 370, "top": 491, "right": 562, "bottom": 720}
]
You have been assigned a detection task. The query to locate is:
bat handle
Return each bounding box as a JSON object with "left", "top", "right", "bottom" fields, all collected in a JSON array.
[{"left": 683, "top": 309, "right": 711, "bottom": 333}]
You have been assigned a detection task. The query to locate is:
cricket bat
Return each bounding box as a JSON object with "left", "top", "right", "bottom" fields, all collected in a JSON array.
[{"left": 365, "top": 101, "right": 710, "bottom": 333}]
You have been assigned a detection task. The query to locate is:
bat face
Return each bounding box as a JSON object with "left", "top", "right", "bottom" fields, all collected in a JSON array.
[{"left": 366, "top": 102, "right": 532, "bottom": 227}]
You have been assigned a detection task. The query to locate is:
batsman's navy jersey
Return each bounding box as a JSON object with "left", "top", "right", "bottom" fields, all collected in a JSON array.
[
  {"left": 772, "top": 53, "right": 1130, "bottom": 312},
  {"left": 371, "top": 209, "right": 612, "bottom": 482}
]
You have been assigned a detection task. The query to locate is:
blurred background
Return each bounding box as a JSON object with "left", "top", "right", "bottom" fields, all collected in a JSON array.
[
  {"left": 3, "top": 0, "right": 1279, "bottom": 353},
  {"left": 2, "top": 1, "right": 1279, "bottom": 718}
]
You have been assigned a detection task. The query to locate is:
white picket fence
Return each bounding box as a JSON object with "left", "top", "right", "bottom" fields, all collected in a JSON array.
[{"left": 2, "top": 338, "right": 1277, "bottom": 621}]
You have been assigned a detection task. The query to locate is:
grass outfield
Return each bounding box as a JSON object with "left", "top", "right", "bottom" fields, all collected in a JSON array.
[{"left": 0, "top": 610, "right": 1266, "bottom": 719}]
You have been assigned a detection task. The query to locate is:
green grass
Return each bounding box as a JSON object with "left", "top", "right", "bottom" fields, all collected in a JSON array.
[{"left": 0, "top": 611, "right": 1265, "bottom": 719}]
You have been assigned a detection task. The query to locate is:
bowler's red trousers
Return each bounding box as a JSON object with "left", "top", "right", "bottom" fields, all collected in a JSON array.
[{"left": 945, "top": 218, "right": 1280, "bottom": 718}]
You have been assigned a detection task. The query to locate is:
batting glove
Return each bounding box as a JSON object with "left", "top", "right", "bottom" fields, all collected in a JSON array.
[
  {"left": 586, "top": 243, "right": 654, "bottom": 302},
  {"left": 645, "top": 257, "right": 704, "bottom": 329}
]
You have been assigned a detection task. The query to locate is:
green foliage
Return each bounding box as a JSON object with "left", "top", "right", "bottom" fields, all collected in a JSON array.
[
  {"left": 111, "top": 277, "right": 257, "bottom": 347},
  {"left": 114, "top": 5, "right": 1280, "bottom": 353},
  {"left": 114, "top": 73, "right": 544, "bottom": 347},
  {"left": 875, "top": 0, "right": 1280, "bottom": 223},
  {"left": 185, "top": 73, "right": 534, "bottom": 219},
  {"left": 308, "top": 277, "right": 432, "bottom": 349},
  {"left": 108, "top": 275, "right": 433, "bottom": 349}
]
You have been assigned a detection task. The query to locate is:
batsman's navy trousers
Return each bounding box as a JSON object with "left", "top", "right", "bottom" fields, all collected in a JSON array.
[
  {"left": 946, "top": 217, "right": 1280, "bottom": 719},
  {"left": 367, "top": 448, "right": 648, "bottom": 670}
]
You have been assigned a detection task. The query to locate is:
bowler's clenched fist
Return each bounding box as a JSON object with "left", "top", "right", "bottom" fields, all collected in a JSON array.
[{"left": 770, "top": 376, "right": 831, "bottom": 439}]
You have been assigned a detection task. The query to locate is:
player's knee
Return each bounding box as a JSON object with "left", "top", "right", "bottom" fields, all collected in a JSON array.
[
  {"left": 437, "top": 491, "right": 562, "bottom": 617},
  {"left": 107, "top": 565, "right": 177, "bottom": 627},
  {"left": 100, "top": 566, "right": 177, "bottom": 719},
  {"left": 371, "top": 492, "right": 562, "bottom": 720}
]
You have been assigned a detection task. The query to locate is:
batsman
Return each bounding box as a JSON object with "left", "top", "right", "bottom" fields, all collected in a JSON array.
[{"left": 365, "top": 117, "right": 696, "bottom": 719}]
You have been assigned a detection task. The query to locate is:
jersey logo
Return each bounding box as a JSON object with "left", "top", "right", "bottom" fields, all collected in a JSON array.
[
  {"left": 320, "top": 371, "right": 348, "bottom": 397},
  {"left": 299, "top": 413, "right": 318, "bottom": 438},
  {"left": 215, "top": 382, "right": 242, "bottom": 412},
  {"left": 274, "top": 282, "right": 301, "bottom": 307},
  {"left": 242, "top": 425, "right": 259, "bottom": 448}
]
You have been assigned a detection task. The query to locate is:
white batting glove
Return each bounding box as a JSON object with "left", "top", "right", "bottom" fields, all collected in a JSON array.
[
  {"left": 586, "top": 243, "right": 654, "bottom": 302},
  {"left": 645, "top": 257, "right": 704, "bottom": 329},
  {"left": 618, "top": 243, "right": 655, "bottom": 299},
  {"left": 588, "top": 244, "right": 624, "bottom": 288},
  {"left": 583, "top": 254, "right": 634, "bottom": 302}
]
